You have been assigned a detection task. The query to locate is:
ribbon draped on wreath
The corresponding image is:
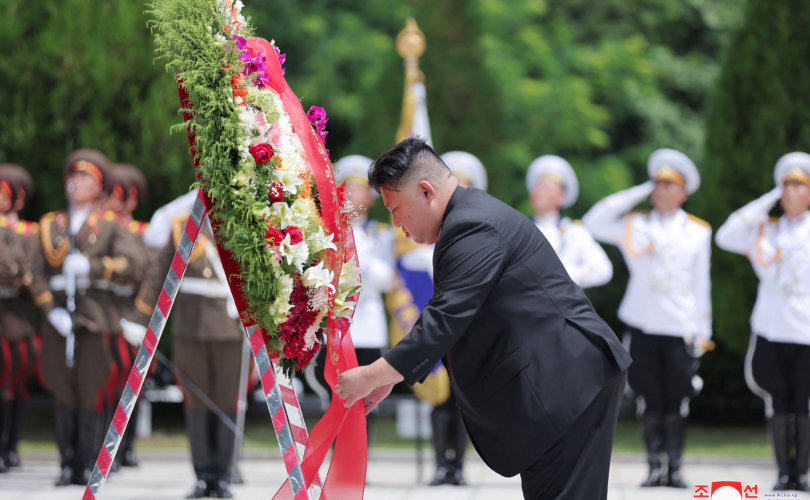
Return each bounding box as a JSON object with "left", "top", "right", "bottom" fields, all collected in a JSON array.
[{"left": 165, "top": 6, "right": 368, "bottom": 499}]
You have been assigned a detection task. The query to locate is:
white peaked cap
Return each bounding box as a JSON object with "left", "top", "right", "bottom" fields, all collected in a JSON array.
[
  {"left": 441, "top": 151, "right": 488, "bottom": 192},
  {"left": 647, "top": 148, "right": 700, "bottom": 195},
  {"left": 773, "top": 151, "right": 810, "bottom": 186},
  {"left": 526, "top": 155, "right": 579, "bottom": 208},
  {"left": 334, "top": 155, "right": 376, "bottom": 198}
]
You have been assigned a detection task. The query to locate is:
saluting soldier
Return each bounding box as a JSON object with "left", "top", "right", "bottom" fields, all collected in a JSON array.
[
  {"left": 29, "top": 149, "right": 144, "bottom": 486},
  {"left": 132, "top": 201, "right": 242, "bottom": 499},
  {"left": 526, "top": 155, "right": 613, "bottom": 288},
  {"left": 583, "top": 148, "right": 712, "bottom": 489},
  {"left": 0, "top": 164, "right": 39, "bottom": 471},
  {"left": 103, "top": 163, "right": 150, "bottom": 470},
  {"left": 715, "top": 152, "right": 810, "bottom": 492}
]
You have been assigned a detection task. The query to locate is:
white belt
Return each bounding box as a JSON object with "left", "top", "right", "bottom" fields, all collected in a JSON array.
[
  {"left": 178, "top": 277, "right": 231, "bottom": 298},
  {"left": 49, "top": 274, "right": 114, "bottom": 292},
  {"left": 0, "top": 286, "right": 19, "bottom": 299}
]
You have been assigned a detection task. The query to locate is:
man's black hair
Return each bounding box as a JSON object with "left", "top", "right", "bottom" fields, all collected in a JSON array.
[{"left": 367, "top": 136, "right": 446, "bottom": 192}]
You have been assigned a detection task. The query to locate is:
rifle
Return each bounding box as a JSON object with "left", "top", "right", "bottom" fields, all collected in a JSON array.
[{"left": 64, "top": 228, "right": 77, "bottom": 368}]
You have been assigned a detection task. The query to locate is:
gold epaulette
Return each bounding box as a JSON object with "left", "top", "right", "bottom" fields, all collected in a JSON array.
[
  {"left": 40, "top": 211, "right": 69, "bottom": 267},
  {"left": 572, "top": 219, "right": 583, "bottom": 225},
  {"left": 768, "top": 216, "right": 779, "bottom": 223},
  {"left": 100, "top": 209, "right": 119, "bottom": 223},
  {"left": 628, "top": 210, "right": 650, "bottom": 217},
  {"left": 172, "top": 214, "right": 208, "bottom": 263},
  {"left": 129, "top": 220, "right": 149, "bottom": 235},
  {"left": 14, "top": 219, "right": 39, "bottom": 235},
  {"left": 687, "top": 213, "right": 711, "bottom": 228},
  {"left": 0, "top": 215, "right": 8, "bottom": 228}
]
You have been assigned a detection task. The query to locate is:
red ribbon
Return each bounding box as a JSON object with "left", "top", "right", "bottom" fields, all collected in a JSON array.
[{"left": 177, "top": 35, "right": 367, "bottom": 500}]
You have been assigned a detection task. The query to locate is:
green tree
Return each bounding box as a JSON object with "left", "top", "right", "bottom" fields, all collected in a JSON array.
[{"left": 698, "top": 0, "right": 810, "bottom": 408}]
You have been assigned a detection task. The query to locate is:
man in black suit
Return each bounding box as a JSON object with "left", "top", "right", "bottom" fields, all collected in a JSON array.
[{"left": 335, "top": 137, "right": 632, "bottom": 499}]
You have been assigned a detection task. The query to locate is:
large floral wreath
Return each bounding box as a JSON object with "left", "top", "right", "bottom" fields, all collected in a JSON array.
[{"left": 150, "top": 0, "right": 361, "bottom": 376}]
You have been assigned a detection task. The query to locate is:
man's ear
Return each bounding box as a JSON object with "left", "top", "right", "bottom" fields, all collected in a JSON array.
[{"left": 417, "top": 179, "right": 435, "bottom": 204}]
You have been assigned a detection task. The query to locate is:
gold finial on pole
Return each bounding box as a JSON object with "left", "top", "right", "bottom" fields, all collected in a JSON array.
[{"left": 395, "top": 17, "right": 427, "bottom": 143}]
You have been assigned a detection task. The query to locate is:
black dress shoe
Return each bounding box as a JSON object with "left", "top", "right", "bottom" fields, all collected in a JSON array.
[
  {"left": 641, "top": 467, "right": 665, "bottom": 487},
  {"left": 773, "top": 475, "right": 792, "bottom": 490},
  {"left": 666, "top": 470, "right": 687, "bottom": 488},
  {"left": 71, "top": 468, "right": 92, "bottom": 486},
  {"left": 7, "top": 451, "right": 20, "bottom": 467},
  {"left": 186, "top": 480, "right": 211, "bottom": 498},
  {"left": 54, "top": 466, "right": 73, "bottom": 486},
  {"left": 429, "top": 466, "right": 450, "bottom": 486},
  {"left": 121, "top": 449, "right": 139, "bottom": 467},
  {"left": 448, "top": 469, "right": 467, "bottom": 486},
  {"left": 211, "top": 480, "right": 233, "bottom": 498},
  {"left": 0, "top": 456, "right": 7, "bottom": 473}
]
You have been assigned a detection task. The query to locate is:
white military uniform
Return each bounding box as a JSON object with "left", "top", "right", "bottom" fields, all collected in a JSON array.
[
  {"left": 582, "top": 148, "right": 710, "bottom": 488},
  {"left": 527, "top": 155, "right": 612, "bottom": 288},
  {"left": 350, "top": 216, "right": 395, "bottom": 349},
  {"left": 715, "top": 151, "right": 810, "bottom": 491}
]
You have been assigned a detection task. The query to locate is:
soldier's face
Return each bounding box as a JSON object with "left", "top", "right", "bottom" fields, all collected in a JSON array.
[
  {"left": 381, "top": 181, "right": 442, "bottom": 245},
  {"left": 344, "top": 180, "right": 373, "bottom": 216},
  {"left": 651, "top": 180, "right": 687, "bottom": 213},
  {"left": 66, "top": 171, "right": 103, "bottom": 205},
  {"left": 530, "top": 178, "right": 565, "bottom": 215},
  {"left": 781, "top": 180, "right": 810, "bottom": 218}
]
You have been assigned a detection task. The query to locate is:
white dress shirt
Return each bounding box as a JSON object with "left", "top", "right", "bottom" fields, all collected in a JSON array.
[
  {"left": 715, "top": 188, "right": 810, "bottom": 345},
  {"left": 583, "top": 183, "right": 712, "bottom": 341},
  {"left": 351, "top": 217, "right": 396, "bottom": 348},
  {"left": 533, "top": 213, "right": 613, "bottom": 288}
]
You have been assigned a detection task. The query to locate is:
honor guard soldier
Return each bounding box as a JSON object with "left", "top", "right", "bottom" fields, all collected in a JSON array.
[
  {"left": 133, "top": 200, "right": 243, "bottom": 499},
  {"left": 104, "top": 163, "right": 150, "bottom": 469},
  {"left": 0, "top": 166, "right": 37, "bottom": 472},
  {"left": 526, "top": 155, "right": 613, "bottom": 288},
  {"left": 715, "top": 152, "right": 810, "bottom": 492},
  {"left": 583, "top": 148, "right": 712, "bottom": 488},
  {"left": 29, "top": 149, "right": 144, "bottom": 486},
  {"left": 317, "top": 155, "right": 396, "bottom": 443}
]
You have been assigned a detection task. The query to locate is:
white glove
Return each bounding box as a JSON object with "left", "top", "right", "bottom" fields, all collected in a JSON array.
[
  {"left": 120, "top": 318, "right": 147, "bottom": 346},
  {"left": 47, "top": 308, "right": 73, "bottom": 338},
  {"left": 63, "top": 253, "right": 91, "bottom": 278}
]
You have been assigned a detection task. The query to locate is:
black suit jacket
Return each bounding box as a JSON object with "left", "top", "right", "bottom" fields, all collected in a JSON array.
[{"left": 384, "top": 187, "right": 632, "bottom": 477}]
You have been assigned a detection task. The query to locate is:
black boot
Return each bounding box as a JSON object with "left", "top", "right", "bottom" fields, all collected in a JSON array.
[
  {"left": 664, "top": 413, "right": 687, "bottom": 488},
  {"left": 118, "top": 403, "right": 140, "bottom": 467},
  {"left": 186, "top": 411, "right": 215, "bottom": 498},
  {"left": 429, "top": 406, "right": 451, "bottom": 486},
  {"left": 772, "top": 414, "right": 793, "bottom": 490},
  {"left": 640, "top": 413, "right": 665, "bottom": 487},
  {"left": 448, "top": 408, "right": 468, "bottom": 486},
  {"left": 53, "top": 410, "right": 77, "bottom": 486},
  {"left": 74, "top": 411, "right": 103, "bottom": 485},
  {"left": 794, "top": 414, "right": 810, "bottom": 492},
  {"left": 212, "top": 412, "right": 235, "bottom": 498},
  {"left": 0, "top": 400, "right": 9, "bottom": 473},
  {"left": 6, "top": 399, "right": 24, "bottom": 467}
]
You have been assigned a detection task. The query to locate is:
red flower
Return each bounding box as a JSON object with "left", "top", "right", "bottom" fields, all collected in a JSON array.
[
  {"left": 249, "top": 143, "right": 274, "bottom": 165},
  {"left": 268, "top": 181, "right": 284, "bottom": 203},
  {"left": 284, "top": 226, "right": 303, "bottom": 245},
  {"left": 265, "top": 225, "right": 284, "bottom": 246},
  {"left": 336, "top": 182, "right": 346, "bottom": 207}
]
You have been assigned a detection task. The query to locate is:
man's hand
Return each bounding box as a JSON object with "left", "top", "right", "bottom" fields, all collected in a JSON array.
[
  {"left": 47, "top": 308, "right": 73, "bottom": 337},
  {"left": 334, "top": 357, "right": 405, "bottom": 409},
  {"left": 335, "top": 365, "right": 376, "bottom": 409},
  {"left": 365, "top": 383, "right": 395, "bottom": 415}
]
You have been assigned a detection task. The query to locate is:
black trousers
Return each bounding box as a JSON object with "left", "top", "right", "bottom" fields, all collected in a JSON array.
[
  {"left": 751, "top": 335, "right": 810, "bottom": 414},
  {"left": 627, "top": 327, "right": 695, "bottom": 415},
  {"left": 519, "top": 370, "right": 626, "bottom": 500}
]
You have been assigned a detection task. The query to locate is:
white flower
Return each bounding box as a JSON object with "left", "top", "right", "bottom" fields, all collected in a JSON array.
[
  {"left": 279, "top": 233, "right": 309, "bottom": 270},
  {"left": 303, "top": 313, "right": 323, "bottom": 350},
  {"left": 268, "top": 201, "right": 307, "bottom": 229},
  {"left": 309, "top": 226, "right": 337, "bottom": 254},
  {"left": 301, "top": 262, "right": 335, "bottom": 292},
  {"left": 278, "top": 170, "right": 304, "bottom": 196}
]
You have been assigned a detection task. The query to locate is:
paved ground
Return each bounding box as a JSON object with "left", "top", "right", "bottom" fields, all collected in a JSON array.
[{"left": 1, "top": 449, "right": 809, "bottom": 500}]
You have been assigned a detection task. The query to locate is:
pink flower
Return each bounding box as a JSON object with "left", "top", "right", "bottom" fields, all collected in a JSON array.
[
  {"left": 268, "top": 181, "right": 284, "bottom": 203},
  {"left": 306, "top": 106, "right": 329, "bottom": 144},
  {"left": 284, "top": 226, "right": 303, "bottom": 245},
  {"left": 254, "top": 112, "right": 269, "bottom": 135},
  {"left": 249, "top": 143, "right": 274, "bottom": 165}
]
